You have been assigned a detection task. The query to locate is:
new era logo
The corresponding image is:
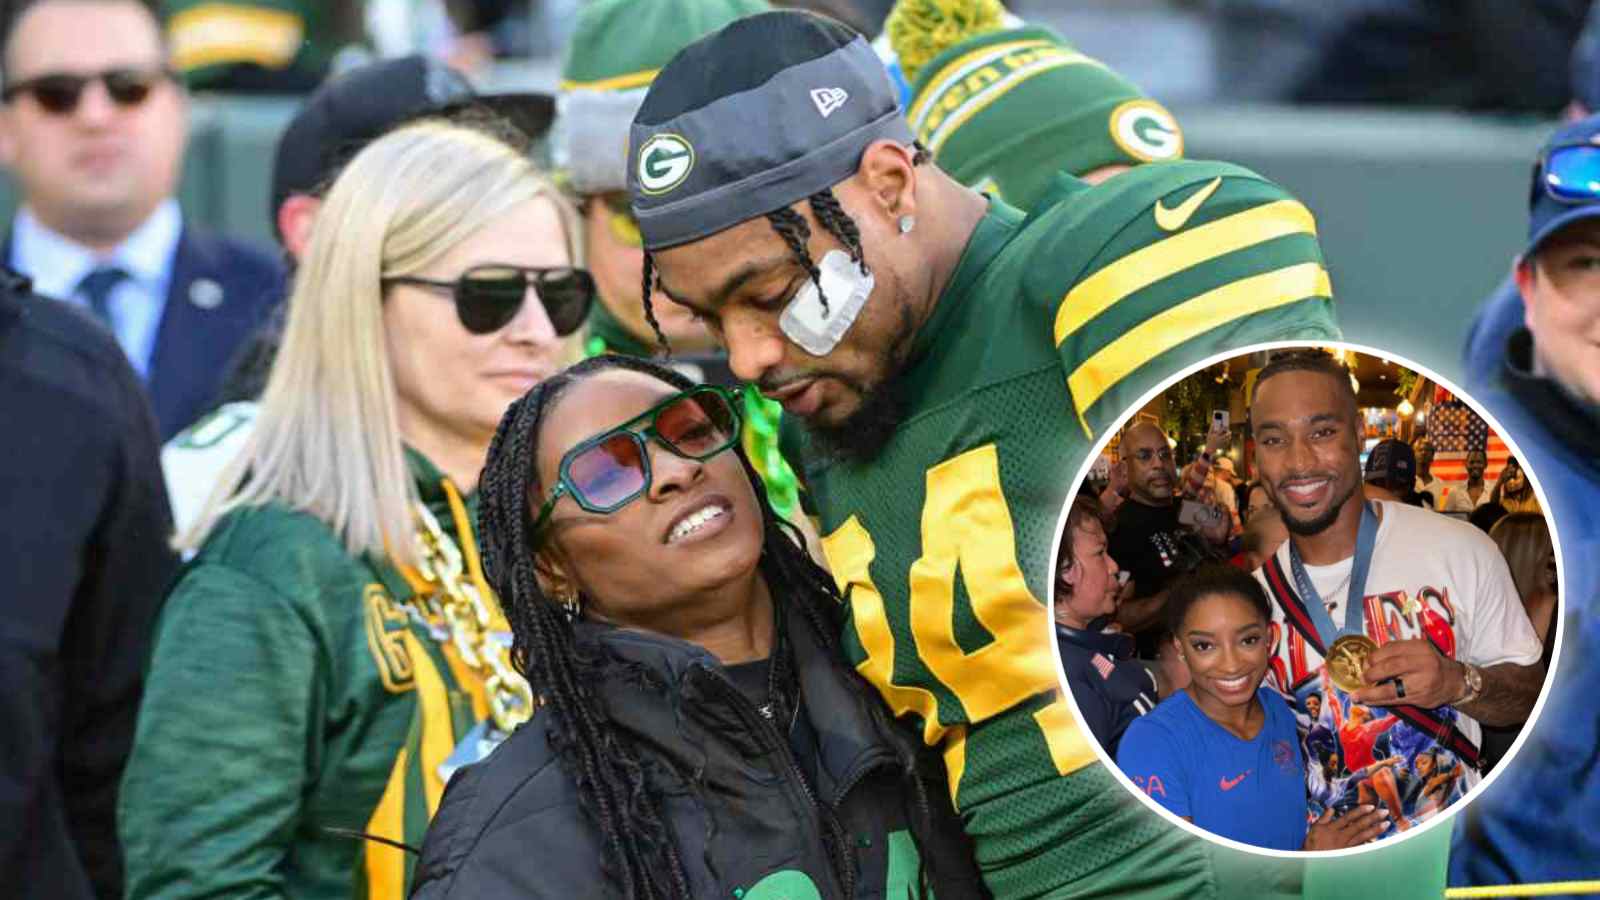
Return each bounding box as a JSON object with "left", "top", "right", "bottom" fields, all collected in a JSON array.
[{"left": 811, "top": 87, "right": 848, "bottom": 118}]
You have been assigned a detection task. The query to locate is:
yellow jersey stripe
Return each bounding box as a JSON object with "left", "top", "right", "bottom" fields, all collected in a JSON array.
[
  {"left": 1035, "top": 692, "right": 1099, "bottom": 777},
  {"left": 1066, "top": 262, "right": 1333, "bottom": 427},
  {"left": 924, "top": 54, "right": 1103, "bottom": 153},
  {"left": 363, "top": 746, "right": 410, "bottom": 899},
  {"left": 558, "top": 68, "right": 659, "bottom": 92},
  {"left": 1053, "top": 199, "right": 1317, "bottom": 347},
  {"left": 408, "top": 635, "right": 459, "bottom": 813},
  {"left": 908, "top": 38, "right": 1052, "bottom": 127}
]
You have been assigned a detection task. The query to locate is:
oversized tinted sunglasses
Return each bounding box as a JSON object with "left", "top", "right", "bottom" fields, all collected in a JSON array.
[
  {"left": 1535, "top": 142, "right": 1600, "bottom": 204},
  {"left": 531, "top": 386, "right": 743, "bottom": 537},
  {"left": 1, "top": 67, "right": 173, "bottom": 115},
  {"left": 384, "top": 265, "right": 595, "bottom": 336}
]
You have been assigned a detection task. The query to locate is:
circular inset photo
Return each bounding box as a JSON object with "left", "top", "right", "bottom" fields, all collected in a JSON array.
[{"left": 1049, "top": 342, "right": 1563, "bottom": 857}]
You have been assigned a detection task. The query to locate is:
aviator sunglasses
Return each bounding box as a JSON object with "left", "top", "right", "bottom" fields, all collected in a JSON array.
[
  {"left": 384, "top": 264, "right": 595, "bottom": 336},
  {"left": 1, "top": 67, "right": 174, "bottom": 115},
  {"left": 1535, "top": 142, "right": 1600, "bottom": 204},
  {"left": 531, "top": 385, "right": 743, "bottom": 537}
]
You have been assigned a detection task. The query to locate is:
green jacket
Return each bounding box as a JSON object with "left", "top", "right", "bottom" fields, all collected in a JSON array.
[{"left": 121, "top": 451, "right": 503, "bottom": 900}]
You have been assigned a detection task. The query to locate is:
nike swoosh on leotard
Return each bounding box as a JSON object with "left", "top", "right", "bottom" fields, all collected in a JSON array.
[{"left": 1219, "top": 770, "right": 1251, "bottom": 791}]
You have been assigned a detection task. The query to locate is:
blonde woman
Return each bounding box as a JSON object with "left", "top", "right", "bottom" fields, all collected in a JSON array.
[{"left": 118, "top": 119, "right": 592, "bottom": 900}]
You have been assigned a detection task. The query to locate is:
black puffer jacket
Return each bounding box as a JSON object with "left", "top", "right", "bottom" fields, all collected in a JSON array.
[{"left": 411, "top": 603, "right": 987, "bottom": 899}]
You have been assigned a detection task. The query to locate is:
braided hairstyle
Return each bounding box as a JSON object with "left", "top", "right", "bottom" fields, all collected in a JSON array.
[
  {"left": 477, "top": 354, "right": 938, "bottom": 897},
  {"left": 640, "top": 144, "right": 932, "bottom": 353}
]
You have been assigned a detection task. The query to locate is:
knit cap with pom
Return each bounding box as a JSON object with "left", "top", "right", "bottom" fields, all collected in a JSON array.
[{"left": 889, "top": 0, "right": 1184, "bottom": 209}]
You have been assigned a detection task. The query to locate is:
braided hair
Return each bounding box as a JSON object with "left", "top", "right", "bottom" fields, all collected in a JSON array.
[
  {"left": 476, "top": 354, "right": 939, "bottom": 897},
  {"left": 640, "top": 144, "right": 932, "bottom": 353}
]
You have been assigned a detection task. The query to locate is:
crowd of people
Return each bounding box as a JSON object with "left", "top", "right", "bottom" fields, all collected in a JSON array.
[
  {"left": 1057, "top": 351, "right": 1552, "bottom": 853},
  {"left": 3, "top": 0, "right": 1597, "bottom": 898}
]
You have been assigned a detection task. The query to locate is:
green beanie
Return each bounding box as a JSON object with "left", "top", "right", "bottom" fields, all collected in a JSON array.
[
  {"left": 899, "top": 21, "right": 1184, "bottom": 209},
  {"left": 554, "top": 0, "right": 770, "bottom": 195}
]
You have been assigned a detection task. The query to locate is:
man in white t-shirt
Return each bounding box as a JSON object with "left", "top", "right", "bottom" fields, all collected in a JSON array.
[{"left": 1247, "top": 350, "right": 1543, "bottom": 837}]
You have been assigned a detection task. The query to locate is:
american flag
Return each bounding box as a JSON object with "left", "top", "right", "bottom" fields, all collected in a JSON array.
[
  {"left": 1428, "top": 395, "right": 1509, "bottom": 493},
  {"left": 1092, "top": 653, "right": 1116, "bottom": 681}
]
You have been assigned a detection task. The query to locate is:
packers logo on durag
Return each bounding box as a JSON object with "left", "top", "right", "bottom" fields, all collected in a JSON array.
[
  {"left": 1109, "top": 99, "right": 1184, "bottom": 162},
  {"left": 637, "top": 133, "right": 695, "bottom": 195}
]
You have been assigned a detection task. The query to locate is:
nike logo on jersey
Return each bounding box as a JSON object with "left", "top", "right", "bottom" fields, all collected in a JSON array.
[
  {"left": 1219, "top": 770, "right": 1251, "bottom": 791},
  {"left": 1154, "top": 176, "right": 1223, "bottom": 232}
]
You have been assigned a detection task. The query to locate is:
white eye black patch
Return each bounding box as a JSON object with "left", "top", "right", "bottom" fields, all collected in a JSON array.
[{"left": 778, "top": 249, "right": 873, "bottom": 356}]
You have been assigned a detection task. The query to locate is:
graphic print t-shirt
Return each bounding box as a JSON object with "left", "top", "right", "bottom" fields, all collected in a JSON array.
[
  {"left": 1255, "top": 501, "right": 1542, "bottom": 834},
  {"left": 1116, "top": 687, "right": 1307, "bottom": 851}
]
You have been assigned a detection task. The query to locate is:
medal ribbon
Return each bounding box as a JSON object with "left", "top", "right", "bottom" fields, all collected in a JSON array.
[{"left": 1287, "top": 501, "right": 1379, "bottom": 646}]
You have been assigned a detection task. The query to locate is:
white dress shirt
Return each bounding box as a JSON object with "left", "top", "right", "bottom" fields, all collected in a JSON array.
[{"left": 11, "top": 199, "right": 182, "bottom": 378}]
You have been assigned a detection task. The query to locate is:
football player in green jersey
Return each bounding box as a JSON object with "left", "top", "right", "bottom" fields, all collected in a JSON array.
[{"left": 628, "top": 11, "right": 1339, "bottom": 898}]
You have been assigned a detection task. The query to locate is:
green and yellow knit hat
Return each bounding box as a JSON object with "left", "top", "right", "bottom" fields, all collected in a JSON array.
[
  {"left": 553, "top": 0, "right": 770, "bottom": 195},
  {"left": 889, "top": 0, "right": 1184, "bottom": 209}
]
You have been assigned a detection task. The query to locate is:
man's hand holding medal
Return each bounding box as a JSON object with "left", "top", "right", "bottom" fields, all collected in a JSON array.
[{"left": 1347, "top": 639, "right": 1471, "bottom": 709}]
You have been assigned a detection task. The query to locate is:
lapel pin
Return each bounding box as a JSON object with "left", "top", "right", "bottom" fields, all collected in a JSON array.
[{"left": 189, "top": 278, "right": 224, "bottom": 310}]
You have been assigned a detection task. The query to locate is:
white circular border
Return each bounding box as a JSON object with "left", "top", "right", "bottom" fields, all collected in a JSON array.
[{"left": 1044, "top": 338, "right": 1569, "bottom": 860}]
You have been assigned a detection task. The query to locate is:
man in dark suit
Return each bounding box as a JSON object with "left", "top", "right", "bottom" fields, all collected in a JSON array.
[{"left": 0, "top": 0, "right": 280, "bottom": 440}]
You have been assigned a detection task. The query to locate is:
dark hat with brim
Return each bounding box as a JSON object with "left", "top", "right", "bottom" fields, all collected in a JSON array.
[
  {"left": 270, "top": 56, "right": 553, "bottom": 237},
  {"left": 1523, "top": 114, "right": 1600, "bottom": 259}
]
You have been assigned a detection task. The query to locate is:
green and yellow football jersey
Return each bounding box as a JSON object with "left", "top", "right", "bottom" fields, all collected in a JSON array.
[{"left": 787, "top": 160, "right": 1339, "bottom": 898}]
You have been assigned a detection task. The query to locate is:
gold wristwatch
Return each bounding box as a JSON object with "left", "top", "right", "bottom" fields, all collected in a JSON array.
[{"left": 1457, "top": 662, "right": 1484, "bottom": 706}]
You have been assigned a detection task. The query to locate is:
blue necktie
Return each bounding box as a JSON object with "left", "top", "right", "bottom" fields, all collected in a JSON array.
[{"left": 77, "top": 265, "right": 128, "bottom": 327}]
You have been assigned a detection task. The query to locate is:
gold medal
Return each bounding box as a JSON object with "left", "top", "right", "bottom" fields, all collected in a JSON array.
[{"left": 1326, "top": 634, "right": 1378, "bottom": 693}]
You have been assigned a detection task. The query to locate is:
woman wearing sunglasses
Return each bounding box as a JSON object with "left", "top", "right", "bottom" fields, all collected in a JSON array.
[
  {"left": 410, "top": 355, "right": 985, "bottom": 899},
  {"left": 118, "top": 119, "right": 593, "bottom": 900}
]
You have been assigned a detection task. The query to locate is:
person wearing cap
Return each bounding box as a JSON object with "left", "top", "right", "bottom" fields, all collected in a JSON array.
[
  {"left": 160, "top": 54, "right": 555, "bottom": 537},
  {"left": 626, "top": 10, "right": 1340, "bottom": 895},
  {"left": 1461, "top": 2, "right": 1600, "bottom": 390},
  {"left": 551, "top": 0, "right": 810, "bottom": 524},
  {"left": 884, "top": 0, "right": 1185, "bottom": 210},
  {"left": 1448, "top": 113, "right": 1600, "bottom": 893},
  {"left": 554, "top": 0, "right": 766, "bottom": 366},
  {"left": 1363, "top": 437, "right": 1421, "bottom": 506},
  {"left": 0, "top": 0, "right": 282, "bottom": 441}
]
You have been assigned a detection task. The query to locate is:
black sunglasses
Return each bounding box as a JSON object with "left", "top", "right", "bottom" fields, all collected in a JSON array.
[
  {"left": 384, "top": 265, "right": 595, "bottom": 336},
  {"left": 1, "top": 67, "right": 173, "bottom": 115}
]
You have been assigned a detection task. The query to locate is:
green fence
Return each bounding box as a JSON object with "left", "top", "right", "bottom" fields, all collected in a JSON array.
[{"left": 0, "top": 98, "right": 1552, "bottom": 386}]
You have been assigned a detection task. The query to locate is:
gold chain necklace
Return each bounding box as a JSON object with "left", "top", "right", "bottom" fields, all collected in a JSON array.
[{"left": 406, "top": 499, "right": 534, "bottom": 734}]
